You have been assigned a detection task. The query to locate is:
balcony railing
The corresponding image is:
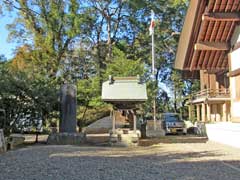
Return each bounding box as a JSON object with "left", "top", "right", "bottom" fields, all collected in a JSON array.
[{"left": 190, "top": 89, "right": 230, "bottom": 101}]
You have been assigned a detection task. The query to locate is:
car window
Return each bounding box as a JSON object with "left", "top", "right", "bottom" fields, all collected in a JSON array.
[{"left": 164, "top": 114, "right": 182, "bottom": 122}]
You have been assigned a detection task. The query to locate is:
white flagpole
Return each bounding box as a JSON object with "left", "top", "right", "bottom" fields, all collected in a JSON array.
[
  {"left": 151, "top": 10, "right": 157, "bottom": 130},
  {"left": 151, "top": 11, "right": 155, "bottom": 75}
]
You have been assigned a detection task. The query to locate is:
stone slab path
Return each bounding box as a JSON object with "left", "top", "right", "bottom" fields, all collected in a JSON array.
[{"left": 1, "top": 141, "right": 240, "bottom": 180}]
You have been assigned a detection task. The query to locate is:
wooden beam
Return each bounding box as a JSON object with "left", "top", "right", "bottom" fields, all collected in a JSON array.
[
  {"left": 202, "top": 12, "right": 240, "bottom": 22},
  {"left": 194, "top": 42, "right": 230, "bottom": 51},
  {"left": 229, "top": 68, "right": 240, "bottom": 77}
]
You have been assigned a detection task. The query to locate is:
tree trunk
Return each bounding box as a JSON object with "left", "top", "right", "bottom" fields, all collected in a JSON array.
[
  {"left": 174, "top": 89, "right": 177, "bottom": 113},
  {"left": 35, "top": 132, "right": 39, "bottom": 143},
  {"left": 107, "top": 18, "right": 112, "bottom": 58},
  {"left": 78, "top": 106, "right": 88, "bottom": 132}
]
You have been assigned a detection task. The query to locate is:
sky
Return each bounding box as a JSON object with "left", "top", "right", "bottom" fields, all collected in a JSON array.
[{"left": 0, "top": 13, "right": 17, "bottom": 60}]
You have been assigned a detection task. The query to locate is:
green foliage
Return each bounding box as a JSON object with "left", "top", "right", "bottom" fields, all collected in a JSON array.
[
  {"left": 1, "top": 0, "right": 190, "bottom": 129},
  {"left": 4, "top": 0, "right": 92, "bottom": 82},
  {"left": 190, "top": 79, "right": 200, "bottom": 93},
  {"left": 0, "top": 53, "right": 58, "bottom": 134},
  {"left": 170, "top": 69, "right": 194, "bottom": 118},
  {"left": 77, "top": 77, "right": 103, "bottom": 108},
  {"left": 171, "top": 70, "right": 184, "bottom": 111},
  {"left": 104, "top": 47, "right": 145, "bottom": 78},
  {"left": 172, "top": 0, "right": 189, "bottom": 6}
]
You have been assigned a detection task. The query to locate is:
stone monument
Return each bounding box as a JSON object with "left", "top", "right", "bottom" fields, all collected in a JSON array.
[
  {"left": 47, "top": 84, "right": 86, "bottom": 145},
  {"left": 59, "top": 84, "right": 77, "bottom": 133}
]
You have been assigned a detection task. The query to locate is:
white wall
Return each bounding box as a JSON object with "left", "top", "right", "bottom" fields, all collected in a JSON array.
[
  {"left": 206, "top": 122, "right": 240, "bottom": 148},
  {"left": 230, "top": 49, "right": 240, "bottom": 71},
  {"left": 230, "top": 27, "right": 240, "bottom": 121}
]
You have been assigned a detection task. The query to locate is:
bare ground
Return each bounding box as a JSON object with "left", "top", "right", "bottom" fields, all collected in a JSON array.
[{"left": 1, "top": 136, "right": 240, "bottom": 180}]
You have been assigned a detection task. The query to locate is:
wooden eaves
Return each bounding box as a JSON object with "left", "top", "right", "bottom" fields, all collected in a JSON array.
[{"left": 174, "top": 0, "right": 240, "bottom": 77}]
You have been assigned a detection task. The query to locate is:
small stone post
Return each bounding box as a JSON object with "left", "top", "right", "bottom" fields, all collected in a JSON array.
[{"left": 0, "top": 129, "right": 6, "bottom": 153}]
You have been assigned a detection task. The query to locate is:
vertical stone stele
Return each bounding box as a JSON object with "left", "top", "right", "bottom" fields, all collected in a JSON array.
[
  {"left": 59, "top": 84, "right": 77, "bottom": 133},
  {"left": 47, "top": 83, "right": 86, "bottom": 145}
]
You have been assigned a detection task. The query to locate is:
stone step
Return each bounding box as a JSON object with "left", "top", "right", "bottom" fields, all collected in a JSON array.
[{"left": 86, "top": 134, "right": 110, "bottom": 144}]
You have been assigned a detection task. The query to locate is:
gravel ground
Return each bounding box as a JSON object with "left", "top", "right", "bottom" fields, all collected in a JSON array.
[{"left": 1, "top": 141, "right": 240, "bottom": 180}]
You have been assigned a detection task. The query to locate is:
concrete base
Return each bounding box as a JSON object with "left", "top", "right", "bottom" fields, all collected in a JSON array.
[
  {"left": 47, "top": 133, "right": 86, "bottom": 145},
  {"left": 206, "top": 122, "right": 240, "bottom": 148},
  {"left": 109, "top": 129, "right": 141, "bottom": 147}
]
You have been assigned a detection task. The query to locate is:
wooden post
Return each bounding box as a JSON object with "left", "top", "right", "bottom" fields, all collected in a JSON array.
[
  {"left": 212, "top": 104, "right": 218, "bottom": 121},
  {"left": 133, "top": 110, "right": 137, "bottom": 133},
  {"left": 112, "top": 110, "right": 116, "bottom": 133},
  {"left": 201, "top": 103, "right": 206, "bottom": 122},
  {"left": 222, "top": 103, "right": 227, "bottom": 122},
  {"left": 188, "top": 104, "right": 192, "bottom": 120},
  {"left": 207, "top": 104, "right": 211, "bottom": 122},
  {"left": 197, "top": 105, "right": 201, "bottom": 122}
]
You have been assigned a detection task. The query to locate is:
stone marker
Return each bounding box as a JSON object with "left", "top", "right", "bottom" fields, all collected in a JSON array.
[
  {"left": 59, "top": 84, "right": 77, "bottom": 133},
  {"left": 0, "top": 129, "right": 6, "bottom": 153},
  {"left": 47, "top": 84, "right": 83, "bottom": 145},
  {"left": 146, "top": 120, "right": 165, "bottom": 137},
  {"left": 9, "top": 134, "right": 25, "bottom": 149},
  {"left": 47, "top": 133, "right": 86, "bottom": 145}
]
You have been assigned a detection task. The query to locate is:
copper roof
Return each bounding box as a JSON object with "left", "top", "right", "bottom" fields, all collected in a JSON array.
[
  {"left": 175, "top": 0, "right": 240, "bottom": 73},
  {"left": 101, "top": 76, "right": 147, "bottom": 103}
]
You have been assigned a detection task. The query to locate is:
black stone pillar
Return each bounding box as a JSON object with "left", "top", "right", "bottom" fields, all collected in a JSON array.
[{"left": 59, "top": 84, "right": 77, "bottom": 133}]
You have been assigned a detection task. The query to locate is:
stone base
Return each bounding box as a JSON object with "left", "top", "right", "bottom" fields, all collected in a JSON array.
[
  {"left": 146, "top": 129, "right": 166, "bottom": 138},
  {"left": 7, "top": 134, "right": 25, "bottom": 150},
  {"left": 146, "top": 120, "right": 166, "bottom": 138},
  {"left": 195, "top": 122, "right": 207, "bottom": 136},
  {"left": 47, "top": 133, "right": 86, "bottom": 145},
  {"left": 109, "top": 129, "right": 141, "bottom": 147}
]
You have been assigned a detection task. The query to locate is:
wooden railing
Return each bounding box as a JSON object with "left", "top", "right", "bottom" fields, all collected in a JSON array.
[{"left": 190, "top": 89, "right": 230, "bottom": 101}]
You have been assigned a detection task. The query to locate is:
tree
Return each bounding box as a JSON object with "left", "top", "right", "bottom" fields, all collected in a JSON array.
[
  {"left": 0, "top": 55, "right": 7, "bottom": 62},
  {"left": 170, "top": 69, "right": 198, "bottom": 119},
  {"left": 76, "top": 77, "right": 103, "bottom": 131},
  {"left": 104, "top": 47, "right": 145, "bottom": 78},
  {"left": 1, "top": 0, "right": 190, "bottom": 130},
  {"left": 171, "top": 70, "right": 185, "bottom": 113},
  {"left": 0, "top": 47, "right": 58, "bottom": 135},
  {"left": 3, "top": 0, "right": 91, "bottom": 81}
]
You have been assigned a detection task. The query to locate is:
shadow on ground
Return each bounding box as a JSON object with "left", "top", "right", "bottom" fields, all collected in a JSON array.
[
  {"left": 139, "top": 135, "right": 208, "bottom": 146},
  {"left": 21, "top": 134, "right": 208, "bottom": 148},
  {"left": 1, "top": 144, "right": 240, "bottom": 180}
]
